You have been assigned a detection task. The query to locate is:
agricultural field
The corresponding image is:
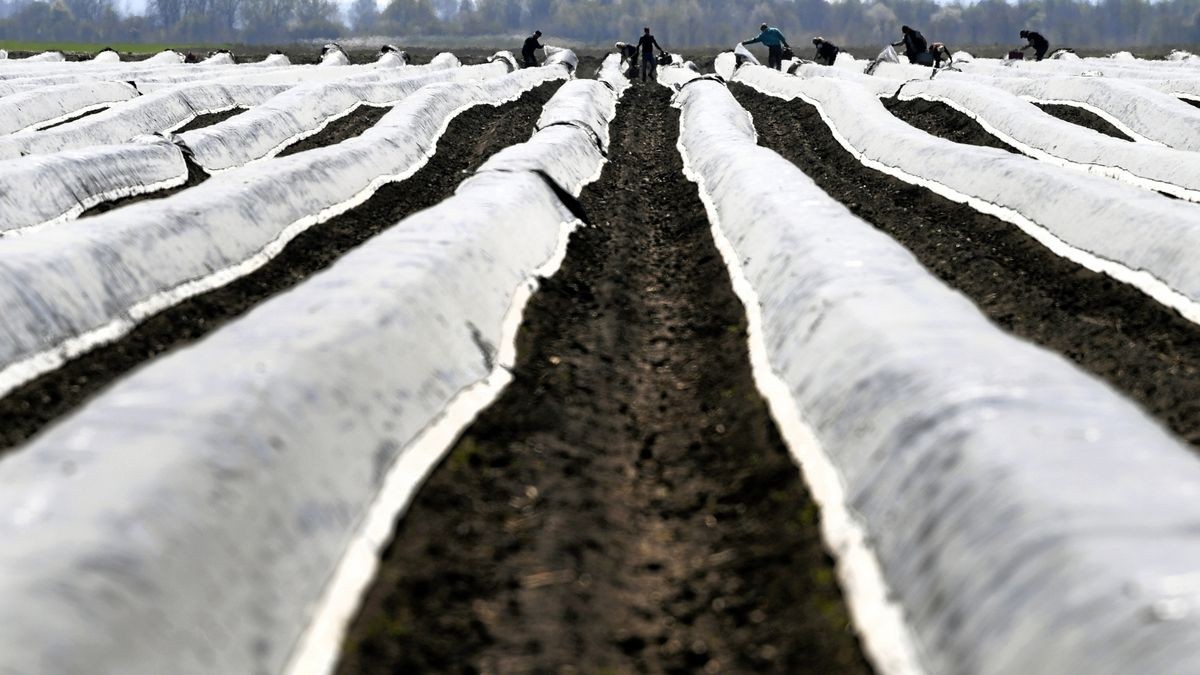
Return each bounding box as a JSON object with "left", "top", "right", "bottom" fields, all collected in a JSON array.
[{"left": 0, "top": 38, "right": 1199, "bottom": 675}]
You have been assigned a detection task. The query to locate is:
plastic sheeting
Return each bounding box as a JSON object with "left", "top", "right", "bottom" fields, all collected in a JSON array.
[
  {"left": 144, "top": 49, "right": 184, "bottom": 64},
  {"left": 0, "top": 81, "right": 289, "bottom": 159},
  {"left": 732, "top": 65, "right": 1200, "bottom": 322},
  {"left": 22, "top": 51, "right": 65, "bottom": 62},
  {"left": 0, "top": 69, "right": 613, "bottom": 675},
  {"left": 182, "top": 60, "right": 504, "bottom": 172},
  {"left": 0, "top": 80, "right": 138, "bottom": 134},
  {"left": 0, "top": 65, "right": 570, "bottom": 399},
  {"left": 983, "top": 76, "right": 1200, "bottom": 149},
  {"left": 676, "top": 76, "right": 1200, "bottom": 675},
  {"left": 0, "top": 137, "right": 187, "bottom": 233},
  {"left": 92, "top": 49, "right": 120, "bottom": 63},
  {"left": 890, "top": 78, "right": 1200, "bottom": 201}
]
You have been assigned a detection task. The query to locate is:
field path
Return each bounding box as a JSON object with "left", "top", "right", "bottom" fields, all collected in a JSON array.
[{"left": 338, "top": 84, "right": 871, "bottom": 673}]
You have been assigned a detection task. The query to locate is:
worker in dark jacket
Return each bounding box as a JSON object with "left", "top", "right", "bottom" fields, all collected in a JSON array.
[
  {"left": 743, "top": 23, "right": 791, "bottom": 70},
  {"left": 1020, "top": 29, "right": 1050, "bottom": 61},
  {"left": 812, "top": 37, "right": 839, "bottom": 66},
  {"left": 614, "top": 41, "right": 638, "bottom": 68},
  {"left": 637, "top": 27, "right": 664, "bottom": 82},
  {"left": 521, "top": 30, "right": 543, "bottom": 68},
  {"left": 892, "top": 25, "right": 931, "bottom": 65}
]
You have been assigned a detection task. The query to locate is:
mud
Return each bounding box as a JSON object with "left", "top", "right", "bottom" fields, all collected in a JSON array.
[
  {"left": 276, "top": 104, "right": 392, "bottom": 156},
  {"left": 172, "top": 106, "right": 247, "bottom": 133},
  {"left": 882, "top": 97, "right": 1020, "bottom": 153},
  {"left": 1033, "top": 102, "right": 1136, "bottom": 141},
  {"left": 338, "top": 85, "right": 869, "bottom": 674},
  {"left": 0, "top": 82, "right": 561, "bottom": 453},
  {"left": 734, "top": 83, "right": 1200, "bottom": 448},
  {"left": 79, "top": 155, "right": 210, "bottom": 218}
]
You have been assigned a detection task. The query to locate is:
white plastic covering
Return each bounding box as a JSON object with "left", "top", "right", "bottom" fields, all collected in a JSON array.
[
  {"left": 92, "top": 49, "right": 120, "bottom": 63},
  {"left": 983, "top": 76, "right": 1200, "bottom": 149},
  {"left": 23, "top": 51, "right": 65, "bottom": 62},
  {"left": 262, "top": 53, "right": 290, "bottom": 66},
  {"left": 320, "top": 43, "right": 350, "bottom": 66},
  {"left": 1109, "top": 50, "right": 1136, "bottom": 61},
  {"left": 890, "top": 77, "right": 1200, "bottom": 201},
  {"left": 0, "top": 50, "right": 7, "bottom": 60},
  {"left": 0, "top": 65, "right": 571, "bottom": 399},
  {"left": 0, "top": 69, "right": 613, "bottom": 675},
  {"left": 0, "top": 81, "right": 288, "bottom": 159},
  {"left": 543, "top": 44, "right": 579, "bottom": 72},
  {"left": 0, "top": 137, "right": 187, "bottom": 233},
  {"left": 732, "top": 64, "right": 1200, "bottom": 323},
  {"left": 676, "top": 75, "right": 1200, "bottom": 675},
  {"left": 951, "top": 50, "right": 974, "bottom": 62},
  {"left": 182, "top": 61, "right": 506, "bottom": 172},
  {"left": 144, "top": 49, "right": 184, "bottom": 64},
  {"left": 0, "top": 80, "right": 138, "bottom": 134},
  {"left": 203, "top": 51, "right": 235, "bottom": 65}
]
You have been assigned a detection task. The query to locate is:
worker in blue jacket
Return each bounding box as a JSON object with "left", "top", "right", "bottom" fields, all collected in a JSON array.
[{"left": 743, "top": 23, "right": 791, "bottom": 70}]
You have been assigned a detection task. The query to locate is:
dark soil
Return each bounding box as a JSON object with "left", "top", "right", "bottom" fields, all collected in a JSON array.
[
  {"left": 1033, "top": 102, "right": 1136, "bottom": 141},
  {"left": 882, "top": 97, "right": 1020, "bottom": 153},
  {"left": 1182, "top": 98, "right": 1200, "bottom": 110},
  {"left": 733, "top": 83, "right": 1200, "bottom": 447},
  {"left": 0, "top": 82, "right": 560, "bottom": 454},
  {"left": 276, "top": 104, "right": 392, "bottom": 157},
  {"left": 79, "top": 155, "right": 210, "bottom": 218},
  {"left": 39, "top": 105, "right": 108, "bottom": 130},
  {"left": 338, "top": 85, "right": 869, "bottom": 674},
  {"left": 172, "top": 106, "right": 248, "bottom": 133}
]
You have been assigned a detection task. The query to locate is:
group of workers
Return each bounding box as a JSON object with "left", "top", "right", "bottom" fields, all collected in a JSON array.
[{"left": 521, "top": 23, "right": 1052, "bottom": 77}]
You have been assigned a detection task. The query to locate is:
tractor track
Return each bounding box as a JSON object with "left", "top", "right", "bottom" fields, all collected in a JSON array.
[
  {"left": 337, "top": 83, "right": 870, "bottom": 675},
  {"left": 734, "top": 82, "right": 1200, "bottom": 449},
  {"left": 0, "top": 82, "right": 561, "bottom": 454}
]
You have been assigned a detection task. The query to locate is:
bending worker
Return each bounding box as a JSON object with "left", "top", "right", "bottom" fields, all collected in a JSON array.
[
  {"left": 812, "top": 36, "right": 839, "bottom": 66},
  {"left": 892, "top": 25, "right": 931, "bottom": 65},
  {"left": 743, "top": 22, "right": 791, "bottom": 70},
  {"left": 638, "top": 26, "right": 665, "bottom": 82},
  {"left": 614, "top": 41, "right": 638, "bottom": 70},
  {"left": 1020, "top": 29, "right": 1050, "bottom": 61},
  {"left": 521, "top": 30, "right": 543, "bottom": 68},
  {"left": 930, "top": 42, "right": 953, "bottom": 68}
]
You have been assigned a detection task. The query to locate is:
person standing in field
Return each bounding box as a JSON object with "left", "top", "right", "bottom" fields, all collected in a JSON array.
[
  {"left": 893, "top": 25, "right": 932, "bottom": 65},
  {"left": 1020, "top": 29, "right": 1050, "bottom": 61},
  {"left": 522, "top": 30, "right": 544, "bottom": 68},
  {"left": 812, "top": 36, "right": 839, "bottom": 66},
  {"left": 743, "top": 22, "right": 791, "bottom": 70},
  {"left": 638, "top": 27, "right": 665, "bottom": 82}
]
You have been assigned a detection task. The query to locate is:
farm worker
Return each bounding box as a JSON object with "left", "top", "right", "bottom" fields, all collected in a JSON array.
[
  {"left": 638, "top": 27, "right": 665, "bottom": 82},
  {"left": 614, "top": 41, "right": 639, "bottom": 69},
  {"left": 1020, "top": 30, "right": 1050, "bottom": 62},
  {"left": 930, "top": 42, "right": 953, "bottom": 68},
  {"left": 812, "top": 37, "right": 839, "bottom": 66},
  {"left": 743, "top": 23, "right": 791, "bottom": 70},
  {"left": 893, "top": 25, "right": 932, "bottom": 66},
  {"left": 522, "top": 30, "right": 544, "bottom": 68}
]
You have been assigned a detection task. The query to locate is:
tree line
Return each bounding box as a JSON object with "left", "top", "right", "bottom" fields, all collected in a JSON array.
[{"left": 0, "top": 0, "right": 1198, "bottom": 48}]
